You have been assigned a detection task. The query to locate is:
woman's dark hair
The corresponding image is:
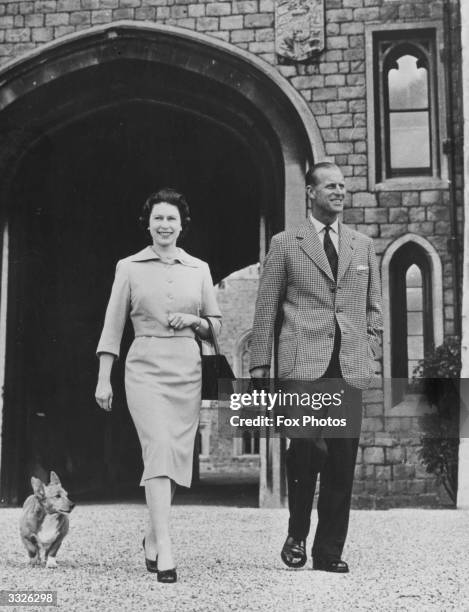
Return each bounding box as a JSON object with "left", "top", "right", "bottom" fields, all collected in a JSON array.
[{"left": 139, "top": 187, "right": 191, "bottom": 238}]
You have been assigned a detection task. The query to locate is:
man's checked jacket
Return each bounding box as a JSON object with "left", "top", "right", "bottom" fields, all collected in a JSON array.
[{"left": 249, "top": 220, "right": 383, "bottom": 390}]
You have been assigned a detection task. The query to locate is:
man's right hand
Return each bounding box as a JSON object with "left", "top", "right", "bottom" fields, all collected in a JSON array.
[{"left": 250, "top": 367, "right": 270, "bottom": 378}]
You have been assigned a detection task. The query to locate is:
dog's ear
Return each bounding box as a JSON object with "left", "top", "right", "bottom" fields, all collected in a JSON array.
[
  {"left": 49, "top": 471, "right": 61, "bottom": 486},
  {"left": 31, "top": 477, "right": 45, "bottom": 499}
]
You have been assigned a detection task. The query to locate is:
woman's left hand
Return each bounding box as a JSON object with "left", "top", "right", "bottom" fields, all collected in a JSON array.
[{"left": 168, "top": 312, "right": 199, "bottom": 330}]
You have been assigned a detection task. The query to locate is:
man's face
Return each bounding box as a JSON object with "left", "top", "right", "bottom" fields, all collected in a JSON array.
[{"left": 307, "top": 166, "right": 346, "bottom": 221}]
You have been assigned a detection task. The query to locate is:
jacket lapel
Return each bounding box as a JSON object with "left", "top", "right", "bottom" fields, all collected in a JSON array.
[
  {"left": 337, "top": 222, "right": 354, "bottom": 281},
  {"left": 297, "top": 222, "right": 334, "bottom": 281}
]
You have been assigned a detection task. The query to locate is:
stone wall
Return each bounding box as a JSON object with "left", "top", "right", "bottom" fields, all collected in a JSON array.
[{"left": 0, "top": 0, "right": 462, "bottom": 506}]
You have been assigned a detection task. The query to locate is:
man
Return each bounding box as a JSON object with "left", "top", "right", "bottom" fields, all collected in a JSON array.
[{"left": 250, "top": 162, "right": 382, "bottom": 573}]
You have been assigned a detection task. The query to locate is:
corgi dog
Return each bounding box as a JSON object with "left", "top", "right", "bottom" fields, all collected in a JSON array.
[{"left": 19, "top": 471, "right": 75, "bottom": 568}]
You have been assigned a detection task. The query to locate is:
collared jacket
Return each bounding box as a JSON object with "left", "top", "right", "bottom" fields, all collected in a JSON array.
[
  {"left": 249, "top": 221, "right": 383, "bottom": 389},
  {"left": 97, "top": 246, "right": 221, "bottom": 358}
]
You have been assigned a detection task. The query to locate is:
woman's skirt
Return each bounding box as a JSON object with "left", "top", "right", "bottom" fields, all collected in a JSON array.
[{"left": 125, "top": 336, "right": 201, "bottom": 488}]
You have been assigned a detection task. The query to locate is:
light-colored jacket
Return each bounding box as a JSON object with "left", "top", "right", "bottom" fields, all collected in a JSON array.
[
  {"left": 97, "top": 246, "right": 221, "bottom": 358},
  {"left": 249, "top": 221, "right": 383, "bottom": 389}
]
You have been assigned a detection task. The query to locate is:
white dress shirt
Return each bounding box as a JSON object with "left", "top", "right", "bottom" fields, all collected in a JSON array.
[{"left": 309, "top": 214, "right": 339, "bottom": 252}]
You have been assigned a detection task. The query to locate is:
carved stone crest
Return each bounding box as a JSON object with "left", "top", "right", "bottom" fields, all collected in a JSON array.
[{"left": 275, "top": 0, "right": 325, "bottom": 62}]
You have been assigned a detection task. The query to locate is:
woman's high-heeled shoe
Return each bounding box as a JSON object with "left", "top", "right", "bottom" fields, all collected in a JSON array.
[
  {"left": 157, "top": 567, "right": 177, "bottom": 583},
  {"left": 142, "top": 538, "right": 158, "bottom": 573}
]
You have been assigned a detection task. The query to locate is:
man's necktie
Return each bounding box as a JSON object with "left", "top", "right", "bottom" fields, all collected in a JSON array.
[{"left": 323, "top": 225, "right": 338, "bottom": 280}]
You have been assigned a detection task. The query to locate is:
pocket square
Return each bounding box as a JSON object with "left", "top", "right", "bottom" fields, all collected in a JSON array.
[{"left": 357, "top": 265, "right": 369, "bottom": 271}]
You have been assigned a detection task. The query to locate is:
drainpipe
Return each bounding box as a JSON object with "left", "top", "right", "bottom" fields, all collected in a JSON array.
[{"left": 443, "top": 0, "right": 462, "bottom": 338}]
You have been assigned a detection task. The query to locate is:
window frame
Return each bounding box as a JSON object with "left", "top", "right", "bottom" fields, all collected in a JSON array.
[{"left": 366, "top": 22, "right": 448, "bottom": 191}]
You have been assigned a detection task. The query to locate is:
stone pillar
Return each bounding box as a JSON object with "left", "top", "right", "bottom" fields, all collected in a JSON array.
[{"left": 458, "top": 0, "right": 469, "bottom": 509}]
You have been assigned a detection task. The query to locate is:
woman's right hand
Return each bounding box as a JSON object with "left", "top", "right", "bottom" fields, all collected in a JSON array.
[{"left": 95, "top": 379, "right": 113, "bottom": 412}]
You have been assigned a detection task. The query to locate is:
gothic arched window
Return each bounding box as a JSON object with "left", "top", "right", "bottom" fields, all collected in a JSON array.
[
  {"left": 375, "top": 32, "right": 438, "bottom": 182},
  {"left": 389, "top": 242, "right": 434, "bottom": 404}
]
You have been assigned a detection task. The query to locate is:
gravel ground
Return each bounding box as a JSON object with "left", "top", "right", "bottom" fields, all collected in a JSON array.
[{"left": 1, "top": 504, "right": 468, "bottom": 612}]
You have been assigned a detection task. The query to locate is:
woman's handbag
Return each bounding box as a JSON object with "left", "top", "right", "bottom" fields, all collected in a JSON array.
[{"left": 200, "top": 316, "right": 235, "bottom": 400}]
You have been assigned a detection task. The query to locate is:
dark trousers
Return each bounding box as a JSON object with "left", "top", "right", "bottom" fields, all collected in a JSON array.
[{"left": 285, "top": 327, "right": 362, "bottom": 562}]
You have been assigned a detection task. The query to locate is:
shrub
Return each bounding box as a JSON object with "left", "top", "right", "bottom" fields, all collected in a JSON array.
[{"left": 412, "top": 337, "right": 461, "bottom": 505}]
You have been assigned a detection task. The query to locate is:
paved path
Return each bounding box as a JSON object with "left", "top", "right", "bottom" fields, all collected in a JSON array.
[{"left": 1, "top": 504, "right": 468, "bottom": 611}]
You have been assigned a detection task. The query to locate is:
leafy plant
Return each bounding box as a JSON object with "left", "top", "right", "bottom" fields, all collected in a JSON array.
[{"left": 412, "top": 337, "right": 461, "bottom": 504}]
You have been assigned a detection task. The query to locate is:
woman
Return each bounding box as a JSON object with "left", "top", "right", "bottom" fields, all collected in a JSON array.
[{"left": 95, "top": 188, "right": 221, "bottom": 583}]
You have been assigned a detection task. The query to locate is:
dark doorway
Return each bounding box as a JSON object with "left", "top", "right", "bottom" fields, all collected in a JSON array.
[{"left": 3, "top": 98, "right": 274, "bottom": 502}]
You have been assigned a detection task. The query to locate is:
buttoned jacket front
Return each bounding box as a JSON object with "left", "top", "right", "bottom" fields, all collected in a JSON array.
[
  {"left": 250, "top": 221, "right": 383, "bottom": 389},
  {"left": 97, "top": 246, "right": 221, "bottom": 358}
]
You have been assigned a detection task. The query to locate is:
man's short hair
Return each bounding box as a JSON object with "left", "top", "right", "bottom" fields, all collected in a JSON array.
[{"left": 306, "top": 161, "right": 340, "bottom": 187}]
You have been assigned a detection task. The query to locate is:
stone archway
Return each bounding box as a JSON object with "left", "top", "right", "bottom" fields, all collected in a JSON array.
[{"left": 0, "top": 23, "right": 325, "bottom": 504}]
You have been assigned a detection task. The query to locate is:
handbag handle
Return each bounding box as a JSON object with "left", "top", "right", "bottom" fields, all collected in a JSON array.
[{"left": 202, "top": 316, "right": 221, "bottom": 355}]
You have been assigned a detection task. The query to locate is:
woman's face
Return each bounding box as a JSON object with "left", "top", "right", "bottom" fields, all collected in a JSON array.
[{"left": 148, "top": 202, "right": 182, "bottom": 248}]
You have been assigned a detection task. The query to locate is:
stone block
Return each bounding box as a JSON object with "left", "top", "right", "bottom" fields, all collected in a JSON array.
[
  {"left": 325, "top": 74, "right": 345, "bottom": 86},
  {"left": 19, "top": 2, "right": 35, "bottom": 14},
  {"left": 255, "top": 27, "right": 273, "bottom": 41},
  {"left": 380, "top": 224, "right": 406, "bottom": 239},
  {"left": 34, "top": 0, "right": 57, "bottom": 11},
  {"left": 352, "top": 191, "right": 376, "bottom": 208},
  {"left": 31, "top": 26, "right": 53, "bottom": 40},
  {"left": 363, "top": 446, "right": 384, "bottom": 464},
  {"left": 408, "top": 207, "right": 425, "bottom": 222},
  {"left": 135, "top": 6, "right": 155, "bottom": 18},
  {"left": 356, "top": 223, "right": 378, "bottom": 237},
  {"left": 421, "top": 190, "right": 443, "bottom": 206},
  {"left": 378, "top": 191, "right": 401, "bottom": 207},
  {"left": 54, "top": 25, "right": 74, "bottom": 36},
  {"left": 401, "top": 191, "right": 419, "bottom": 207},
  {"left": 291, "top": 75, "right": 324, "bottom": 89},
  {"left": 247, "top": 41, "right": 274, "bottom": 53},
  {"left": 322, "top": 128, "right": 338, "bottom": 142},
  {"left": 316, "top": 115, "right": 332, "bottom": 129},
  {"left": 57, "top": 0, "right": 81, "bottom": 8},
  {"left": 259, "top": 0, "right": 273, "bottom": 10},
  {"left": 327, "top": 35, "right": 349, "bottom": 49},
  {"left": 188, "top": 4, "right": 205, "bottom": 17},
  {"left": 343, "top": 208, "right": 364, "bottom": 223},
  {"left": 0, "top": 16, "right": 14, "bottom": 27},
  {"left": 340, "top": 20, "right": 364, "bottom": 34},
  {"left": 376, "top": 465, "right": 391, "bottom": 480},
  {"left": 196, "top": 16, "right": 218, "bottom": 29},
  {"left": 388, "top": 208, "right": 408, "bottom": 223},
  {"left": 326, "top": 100, "right": 347, "bottom": 114},
  {"left": 353, "top": 6, "right": 379, "bottom": 20},
  {"left": 232, "top": 0, "right": 257, "bottom": 13},
  {"left": 347, "top": 73, "right": 365, "bottom": 86},
  {"left": 436, "top": 221, "right": 452, "bottom": 237},
  {"left": 91, "top": 9, "right": 112, "bottom": 22},
  {"left": 70, "top": 10, "right": 90, "bottom": 23},
  {"left": 206, "top": 2, "right": 231, "bottom": 16},
  {"left": 345, "top": 176, "right": 367, "bottom": 191},
  {"left": 326, "top": 8, "right": 353, "bottom": 22},
  {"left": 332, "top": 113, "right": 352, "bottom": 128},
  {"left": 244, "top": 12, "right": 273, "bottom": 27},
  {"left": 45, "top": 13, "right": 70, "bottom": 25},
  {"left": 339, "top": 85, "right": 365, "bottom": 100},
  {"left": 408, "top": 222, "right": 434, "bottom": 234},
  {"left": 25, "top": 14, "right": 44, "bottom": 25},
  {"left": 326, "top": 142, "right": 354, "bottom": 155},
  {"left": 312, "top": 87, "right": 338, "bottom": 102},
  {"left": 220, "top": 14, "right": 243, "bottom": 28},
  {"left": 6, "top": 27, "right": 31, "bottom": 42},
  {"left": 326, "top": 22, "right": 340, "bottom": 36},
  {"left": 427, "top": 206, "right": 450, "bottom": 221},
  {"left": 339, "top": 127, "right": 366, "bottom": 141}
]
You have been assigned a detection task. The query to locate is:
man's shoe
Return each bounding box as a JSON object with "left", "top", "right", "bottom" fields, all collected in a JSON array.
[
  {"left": 280, "top": 536, "right": 307, "bottom": 568},
  {"left": 313, "top": 558, "right": 349, "bottom": 573}
]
